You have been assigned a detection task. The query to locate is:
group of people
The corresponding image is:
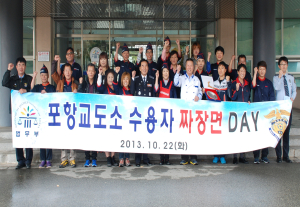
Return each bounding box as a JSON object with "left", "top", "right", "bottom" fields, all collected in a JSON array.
[{"left": 2, "top": 36, "right": 296, "bottom": 169}]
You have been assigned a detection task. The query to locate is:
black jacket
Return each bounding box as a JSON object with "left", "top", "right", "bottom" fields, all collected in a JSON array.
[
  {"left": 131, "top": 75, "right": 157, "bottom": 97},
  {"left": 78, "top": 77, "right": 98, "bottom": 94},
  {"left": 2, "top": 70, "right": 32, "bottom": 92}
]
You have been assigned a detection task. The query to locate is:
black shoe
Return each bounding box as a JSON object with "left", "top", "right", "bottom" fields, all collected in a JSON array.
[
  {"left": 111, "top": 156, "right": 118, "bottom": 166},
  {"left": 26, "top": 163, "right": 31, "bottom": 169},
  {"left": 233, "top": 157, "right": 238, "bottom": 164},
  {"left": 143, "top": 161, "right": 152, "bottom": 166},
  {"left": 239, "top": 158, "right": 249, "bottom": 164},
  {"left": 159, "top": 160, "right": 164, "bottom": 165},
  {"left": 15, "top": 163, "right": 26, "bottom": 170},
  {"left": 276, "top": 157, "right": 282, "bottom": 163},
  {"left": 165, "top": 160, "right": 171, "bottom": 165},
  {"left": 136, "top": 163, "right": 140, "bottom": 167},
  {"left": 107, "top": 157, "right": 112, "bottom": 167},
  {"left": 283, "top": 157, "right": 292, "bottom": 163}
]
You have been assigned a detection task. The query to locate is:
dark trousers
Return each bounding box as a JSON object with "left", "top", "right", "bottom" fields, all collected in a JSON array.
[
  {"left": 16, "top": 148, "right": 33, "bottom": 164},
  {"left": 253, "top": 148, "right": 268, "bottom": 158},
  {"left": 40, "top": 149, "right": 52, "bottom": 161},
  {"left": 119, "top": 153, "right": 130, "bottom": 159},
  {"left": 160, "top": 154, "right": 169, "bottom": 161},
  {"left": 85, "top": 151, "right": 97, "bottom": 160},
  {"left": 275, "top": 111, "right": 292, "bottom": 158},
  {"left": 214, "top": 155, "right": 225, "bottom": 158},
  {"left": 135, "top": 153, "right": 149, "bottom": 164},
  {"left": 181, "top": 155, "right": 197, "bottom": 161}
]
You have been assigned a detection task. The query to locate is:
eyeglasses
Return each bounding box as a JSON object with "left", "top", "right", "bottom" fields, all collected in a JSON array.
[
  {"left": 66, "top": 52, "right": 74, "bottom": 56},
  {"left": 280, "top": 64, "right": 287, "bottom": 66}
]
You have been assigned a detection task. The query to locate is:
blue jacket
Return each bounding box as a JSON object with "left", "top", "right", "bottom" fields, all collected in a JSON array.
[
  {"left": 97, "top": 83, "right": 120, "bottom": 95},
  {"left": 231, "top": 78, "right": 251, "bottom": 102},
  {"left": 114, "top": 59, "right": 135, "bottom": 87},
  {"left": 61, "top": 62, "right": 82, "bottom": 82},
  {"left": 251, "top": 77, "right": 275, "bottom": 102},
  {"left": 208, "top": 62, "right": 229, "bottom": 81},
  {"left": 31, "top": 83, "right": 56, "bottom": 93},
  {"left": 119, "top": 87, "right": 132, "bottom": 96}
]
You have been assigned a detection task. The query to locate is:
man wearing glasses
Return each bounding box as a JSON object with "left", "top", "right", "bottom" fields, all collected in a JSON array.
[
  {"left": 52, "top": 47, "right": 82, "bottom": 83},
  {"left": 273, "top": 56, "right": 297, "bottom": 163}
]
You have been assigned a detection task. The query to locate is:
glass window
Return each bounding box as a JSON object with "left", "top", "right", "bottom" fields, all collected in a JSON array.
[
  {"left": 237, "top": 19, "right": 253, "bottom": 56},
  {"left": 283, "top": 19, "right": 300, "bottom": 55},
  {"left": 26, "top": 60, "right": 33, "bottom": 74},
  {"left": 275, "top": 19, "right": 282, "bottom": 56},
  {"left": 55, "top": 21, "right": 81, "bottom": 34},
  {"left": 23, "top": 18, "right": 33, "bottom": 56},
  {"left": 275, "top": 61, "right": 300, "bottom": 73}
]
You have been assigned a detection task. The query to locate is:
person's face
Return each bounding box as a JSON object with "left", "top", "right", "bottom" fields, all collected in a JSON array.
[
  {"left": 238, "top": 57, "right": 246, "bottom": 65},
  {"left": 99, "top": 58, "right": 107, "bottom": 67},
  {"left": 16, "top": 61, "right": 26, "bottom": 75},
  {"left": 197, "top": 59, "right": 205, "bottom": 70},
  {"left": 186, "top": 61, "right": 194, "bottom": 75},
  {"left": 122, "top": 51, "right": 129, "bottom": 61},
  {"left": 170, "top": 53, "right": 178, "bottom": 65},
  {"left": 146, "top": 49, "right": 153, "bottom": 61},
  {"left": 139, "top": 61, "right": 149, "bottom": 76},
  {"left": 123, "top": 76, "right": 129, "bottom": 87},
  {"left": 64, "top": 66, "right": 73, "bottom": 80},
  {"left": 66, "top": 49, "right": 74, "bottom": 63},
  {"left": 87, "top": 66, "right": 96, "bottom": 80},
  {"left": 107, "top": 73, "right": 114, "bottom": 86},
  {"left": 162, "top": 68, "right": 169, "bottom": 80},
  {"left": 218, "top": 65, "right": 226, "bottom": 77},
  {"left": 238, "top": 67, "right": 246, "bottom": 80},
  {"left": 40, "top": 73, "right": 48, "bottom": 83},
  {"left": 193, "top": 47, "right": 200, "bottom": 57},
  {"left": 216, "top": 51, "right": 224, "bottom": 61},
  {"left": 278, "top": 60, "right": 288, "bottom": 73},
  {"left": 258, "top": 66, "right": 266, "bottom": 78}
]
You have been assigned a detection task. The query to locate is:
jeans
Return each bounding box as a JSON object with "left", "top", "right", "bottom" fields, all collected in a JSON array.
[
  {"left": 253, "top": 148, "right": 268, "bottom": 158},
  {"left": 40, "top": 149, "right": 52, "bottom": 161},
  {"left": 119, "top": 153, "right": 130, "bottom": 159}
]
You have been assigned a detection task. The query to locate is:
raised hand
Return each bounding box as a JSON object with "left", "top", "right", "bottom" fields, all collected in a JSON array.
[
  {"left": 79, "top": 77, "right": 83, "bottom": 84},
  {"left": 116, "top": 42, "right": 120, "bottom": 49},
  {"left": 236, "top": 83, "right": 240, "bottom": 91},
  {"left": 279, "top": 70, "right": 283, "bottom": 79},
  {"left": 54, "top": 55, "right": 61, "bottom": 62},
  {"left": 226, "top": 75, "right": 231, "bottom": 82},
  {"left": 33, "top": 71, "right": 38, "bottom": 78},
  {"left": 207, "top": 52, "right": 211, "bottom": 61},
  {"left": 98, "top": 66, "right": 103, "bottom": 75},
  {"left": 231, "top": 55, "right": 236, "bottom": 61},
  {"left": 139, "top": 47, "right": 143, "bottom": 54},
  {"left": 115, "top": 66, "right": 120, "bottom": 74},
  {"left": 155, "top": 70, "right": 159, "bottom": 79},
  {"left": 254, "top": 67, "right": 258, "bottom": 75},
  {"left": 8, "top": 63, "right": 14, "bottom": 71},
  {"left": 164, "top": 40, "right": 169, "bottom": 48},
  {"left": 176, "top": 65, "right": 181, "bottom": 74},
  {"left": 176, "top": 39, "right": 180, "bottom": 46},
  {"left": 132, "top": 70, "right": 136, "bottom": 78}
]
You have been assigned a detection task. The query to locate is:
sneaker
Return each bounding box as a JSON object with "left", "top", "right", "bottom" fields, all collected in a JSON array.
[
  {"left": 213, "top": 157, "right": 219, "bottom": 164},
  {"left": 39, "top": 161, "right": 46, "bottom": 168},
  {"left": 59, "top": 160, "right": 69, "bottom": 168},
  {"left": 254, "top": 158, "right": 260, "bottom": 164},
  {"left": 84, "top": 160, "right": 90, "bottom": 167},
  {"left": 239, "top": 157, "right": 249, "bottom": 164},
  {"left": 111, "top": 156, "right": 118, "bottom": 166},
  {"left": 46, "top": 161, "right": 52, "bottom": 168},
  {"left": 276, "top": 157, "right": 282, "bottom": 163},
  {"left": 70, "top": 160, "right": 76, "bottom": 168},
  {"left": 283, "top": 157, "right": 292, "bottom": 163},
  {"left": 233, "top": 157, "right": 238, "bottom": 164},
  {"left": 190, "top": 159, "right": 198, "bottom": 165},
  {"left": 107, "top": 157, "right": 112, "bottom": 167},
  {"left": 119, "top": 159, "right": 124, "bottom": 167},
  {"left": 261, "top": 157, "right": 269, "bottom": 163},
  {"left": 92, "top": 160, "right": 97, "bottom": 167},
  {"left": 220, "top": 157, "right": 226, "bottom": 164},
  {"left": 180, "top": 160, "right": 188, "bottom": 165},
  {"left": 125, "top": 158, "right": 131, "bottom": 167}
]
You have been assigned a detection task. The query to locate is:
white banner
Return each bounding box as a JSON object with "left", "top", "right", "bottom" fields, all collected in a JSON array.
[{"left": 11, "top": 90, "right": 292, "bottom": 155}]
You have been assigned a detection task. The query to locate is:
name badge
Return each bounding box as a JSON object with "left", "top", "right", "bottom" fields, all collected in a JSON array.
[{"left": 147, "top": 84, "right": 152, "bottom": 87}]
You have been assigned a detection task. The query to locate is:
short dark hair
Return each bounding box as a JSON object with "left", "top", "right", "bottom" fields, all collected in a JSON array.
[
  {"left": 215, "top": 46, "right": 225, "bottom": 55},
  {"left": 237, "top": 64, "right": 247, "bottom": 71},
  {"left": 170, "top": 50, "right": 179, "bottom": 59},
  {"left": 104, "top": 69, "right": 115, "bottom": 86},
  {"left": 218, "top": 61, "right": 227, "bottom": 69},
  {"left": 278, "top": 56, "right": 288, "bottom": 66},
  {"left": 139, "top": 59, "right": 148, "bottom": 67},
  {"left": 16, "top": 57, "right": 26, "bottom": 65},
  {"left": 64, "top": 63, "right": 73, "bottom": 71},
  {"left": 257, "top": 61, "right": 267, "bottom": 69},
  {"left": 66, "top": 47, "right": 74, "bottom": 54},
  {"left": 87, "top": 63, "right": 96, "bottom": 72},
  {"left": 238, "top": 55, "right": 246, "bottom": 62},
  {"left": 186, "top": 58, "right": 194, "bottom": 65}
]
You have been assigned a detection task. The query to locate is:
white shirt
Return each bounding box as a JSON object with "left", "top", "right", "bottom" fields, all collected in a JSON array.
[{"left": 174, "top": 73, "right": 202, "bottom": 101}]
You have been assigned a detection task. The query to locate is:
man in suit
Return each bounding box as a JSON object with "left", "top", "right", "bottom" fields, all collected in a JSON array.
[{"left": 131, "top": 59, "right": 158, "bottom": 167}]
